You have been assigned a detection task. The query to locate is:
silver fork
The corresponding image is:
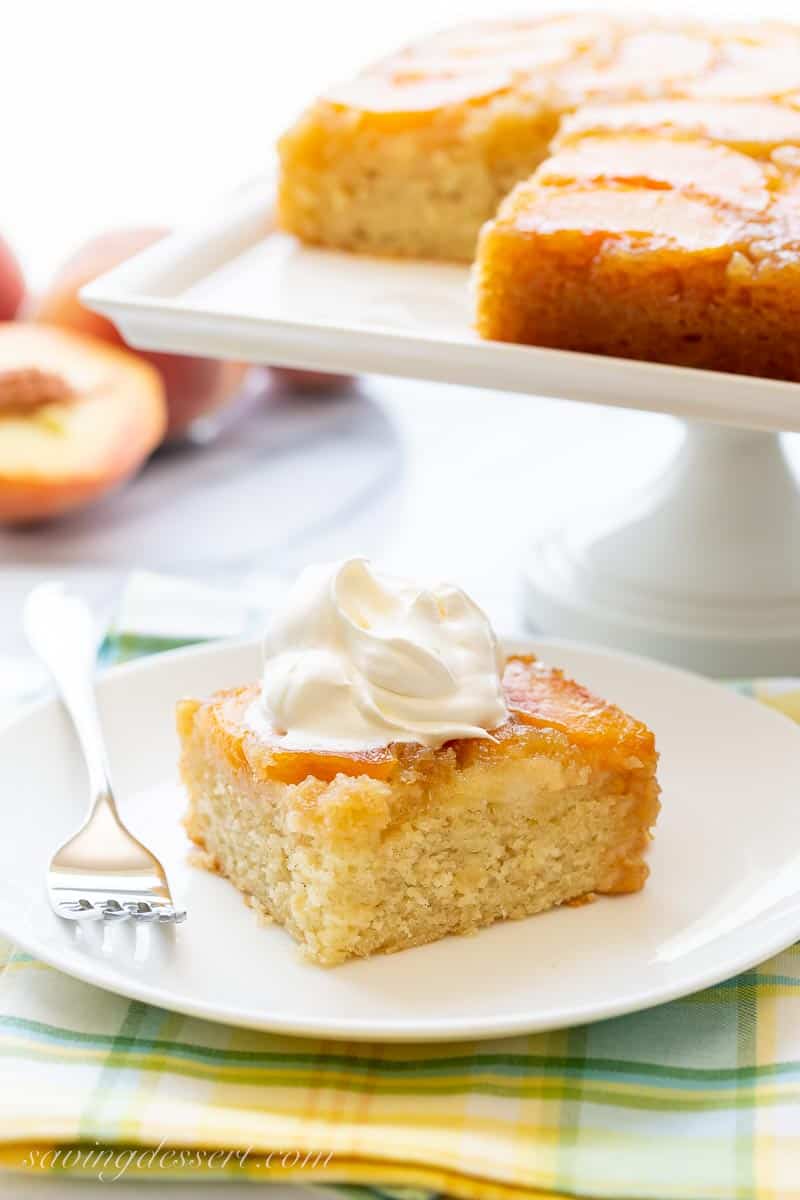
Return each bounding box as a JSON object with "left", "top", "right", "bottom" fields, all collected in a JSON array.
[{"left": 24, "top": 583, "right": 186, "bottom": 925}]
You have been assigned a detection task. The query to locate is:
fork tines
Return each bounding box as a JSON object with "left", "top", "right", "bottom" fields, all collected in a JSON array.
[{"left": 58, "top": 898, "right": 186, "bottom": 923}]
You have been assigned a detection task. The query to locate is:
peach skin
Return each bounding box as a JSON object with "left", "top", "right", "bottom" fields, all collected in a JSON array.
[{"left": 31, "top": 228, "right": 246, "bottom": 439}]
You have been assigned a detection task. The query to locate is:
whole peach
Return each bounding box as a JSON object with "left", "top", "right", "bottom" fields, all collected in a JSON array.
[
  {"left": 0, "top": 236, "right": 25, "bottom": 320},
  {"left": 31, "top": 229, "right": 246, "bottom": 439}
]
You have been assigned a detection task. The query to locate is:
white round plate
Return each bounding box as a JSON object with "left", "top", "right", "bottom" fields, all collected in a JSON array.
[{"left": 3, "top": 636, "right": 800, "bottom": 1042}]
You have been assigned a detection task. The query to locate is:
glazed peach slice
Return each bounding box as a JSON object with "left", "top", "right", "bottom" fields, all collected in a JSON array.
[
  {"left": 0, "top": 324, "right": 166, "bottom": 524},
  {"left": 322, "top": 68, "right": 514, "bottom": 127},
  {"left": 501, "top": 655, "right": 656, "bottom": 769}
]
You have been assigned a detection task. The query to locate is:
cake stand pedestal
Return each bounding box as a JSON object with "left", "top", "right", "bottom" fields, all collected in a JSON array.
[{"left": 524, "top": 422, "right": 800, "bottom": 676}]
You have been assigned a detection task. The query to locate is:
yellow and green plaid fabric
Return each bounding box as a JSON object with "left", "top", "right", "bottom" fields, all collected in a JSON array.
[{"left": 2, "top": 632, "right": 800, "bottom": 1200}]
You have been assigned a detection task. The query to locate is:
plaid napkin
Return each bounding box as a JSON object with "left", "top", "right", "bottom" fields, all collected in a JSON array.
[{"left": 2, "top": 573, "right": 800, "bottom": 1200}]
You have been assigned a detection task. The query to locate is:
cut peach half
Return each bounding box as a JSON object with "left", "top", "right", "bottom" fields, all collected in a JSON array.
[{"left": 0, "top": 324, "right": 166, "bottom": 524}]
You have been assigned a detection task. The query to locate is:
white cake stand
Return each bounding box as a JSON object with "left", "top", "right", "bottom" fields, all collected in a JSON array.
[
  {"left": 525, "top": 424, "right": 800, "bottom": 675},
  {"left": 82, "top": 178, "right": 800, "bottom": 674}
]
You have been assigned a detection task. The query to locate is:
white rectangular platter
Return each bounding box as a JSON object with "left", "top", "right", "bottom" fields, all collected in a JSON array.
[{"left": 82, "top": 176, "right": 800, "bottom": 434}]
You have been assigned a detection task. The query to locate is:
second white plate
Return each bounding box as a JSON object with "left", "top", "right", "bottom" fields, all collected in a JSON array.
[{"left": 3, "top": 635, "right": 800, "bottom": 1042}]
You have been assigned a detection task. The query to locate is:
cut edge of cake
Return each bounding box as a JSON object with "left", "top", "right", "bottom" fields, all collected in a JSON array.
[
  {"left": 177, "top": 656, "right": 660, "bottom": 966},
  {"left": 474, "top": 117, "right": 800, "bottom": 380}
]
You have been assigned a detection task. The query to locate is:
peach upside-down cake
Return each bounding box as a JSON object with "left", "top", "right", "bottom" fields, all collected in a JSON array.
[
  {"left": 278, "top": 13, "right": 800, "bottom": 381},
  {"left": 177, "top": 559, "right": 660, "bottom": 965}
]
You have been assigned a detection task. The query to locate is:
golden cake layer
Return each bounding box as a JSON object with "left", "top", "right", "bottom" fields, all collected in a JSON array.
[
  {"left": 178, "top": 655, "right": 660, "bottom": 965},
  {"left": 474, "top": 116, "right": 800, "bottom": 379},
  {"left": 277, "top": 15, "right": 800, "bottom": 262}
]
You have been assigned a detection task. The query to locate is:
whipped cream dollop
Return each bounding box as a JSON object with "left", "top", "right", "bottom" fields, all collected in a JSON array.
[{"left": 255, "top": 558, "right": 508, "bottom": 751}]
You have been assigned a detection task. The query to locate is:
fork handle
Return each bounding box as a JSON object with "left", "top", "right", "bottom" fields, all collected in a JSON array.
[{"left": 23, "top": 584, "right": 115, "bottom": 813}]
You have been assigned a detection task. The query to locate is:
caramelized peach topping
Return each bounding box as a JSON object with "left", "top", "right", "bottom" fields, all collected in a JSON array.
[{"left": 189, "top": 654, "right": 655, "bottom": 786}]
